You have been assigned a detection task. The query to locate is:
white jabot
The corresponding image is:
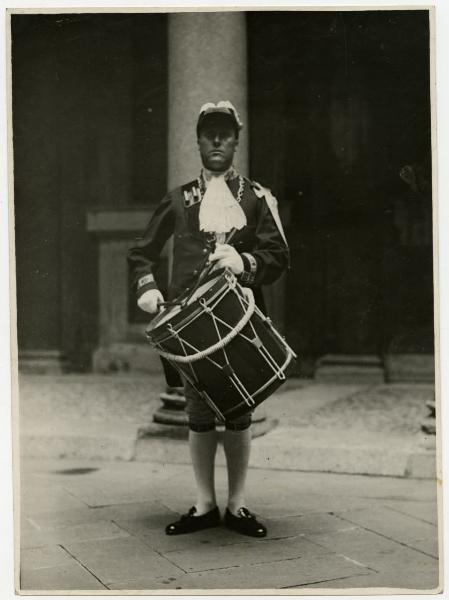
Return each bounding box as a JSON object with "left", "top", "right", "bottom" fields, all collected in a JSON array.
[{"left": 199, "top": 174, "right": 247, "bottom": 238}]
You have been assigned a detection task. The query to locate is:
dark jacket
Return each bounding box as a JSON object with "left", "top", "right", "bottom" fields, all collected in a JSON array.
[{"left": 127, "top": 174, "right": 289, "bottom": 304}]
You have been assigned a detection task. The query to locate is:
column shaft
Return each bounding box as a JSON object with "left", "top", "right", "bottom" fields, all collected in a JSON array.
[{"left": 168, "top": 12, "right": 248, "bottom": 187}]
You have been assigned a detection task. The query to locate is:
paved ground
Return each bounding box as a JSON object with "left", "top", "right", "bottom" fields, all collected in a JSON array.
[
  {"left": 19, "top": 375, "right": 437, "bottom": 477},
  {"left": 17, "top": 374, "right": 440, "bottom": 592},
  {"left": 20, "top": 456, "right": 440, "bottom": 592}
]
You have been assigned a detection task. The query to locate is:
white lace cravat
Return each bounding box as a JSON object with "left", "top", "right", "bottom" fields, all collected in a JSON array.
[{"left": 199, "top": 174, "right": 247, "bottom": 241}]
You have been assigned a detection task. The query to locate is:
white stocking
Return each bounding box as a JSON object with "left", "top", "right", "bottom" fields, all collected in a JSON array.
[
  {"left": 223, "top": 427, "right": 251, "bottom": 515},
  {"left": 188, "top": 429, "right": 218, "bottom": 515}
]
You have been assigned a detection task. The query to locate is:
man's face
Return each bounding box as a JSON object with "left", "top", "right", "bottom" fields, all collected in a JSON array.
[{"left": 197, "top": 120, "right": 238, "bottom": 172}]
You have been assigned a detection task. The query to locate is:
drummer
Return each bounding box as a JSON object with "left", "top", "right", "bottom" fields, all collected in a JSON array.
[{"left": 127, "top": 101, "right": 289, "bottom": 538}]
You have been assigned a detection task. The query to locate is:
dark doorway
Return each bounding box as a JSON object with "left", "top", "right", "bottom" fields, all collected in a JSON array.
[
  {"left": 248, "top": 10, "right": 433, "bottom": 368},
  {"left": 11, "top": 13, "right": 168, "bottom": 369}
]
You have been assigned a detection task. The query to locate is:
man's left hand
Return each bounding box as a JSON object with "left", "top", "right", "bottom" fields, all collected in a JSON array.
[{"left": 209, "top": 243, "right": 244, "bottom": 275}]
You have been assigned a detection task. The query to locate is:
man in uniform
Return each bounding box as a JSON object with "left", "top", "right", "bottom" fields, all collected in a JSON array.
[{"left": 128, "top": 101, "right": 289, "bottom": 538}]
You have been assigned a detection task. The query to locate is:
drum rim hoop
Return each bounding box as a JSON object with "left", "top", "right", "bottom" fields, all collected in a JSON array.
[{"left": 146, "top": 271, "right": 235, "bottom": 344}]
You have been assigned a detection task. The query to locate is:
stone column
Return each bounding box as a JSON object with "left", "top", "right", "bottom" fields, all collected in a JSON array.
[
  {"left": 153, "top": 11, "right": 249, "bottom": 426},
  {"left": 168, "top": 11, "right": 248, "bottom": 188}
]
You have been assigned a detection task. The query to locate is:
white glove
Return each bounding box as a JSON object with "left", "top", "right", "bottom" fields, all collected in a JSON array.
[
  {"left": 137, "top": 289, "right": 164, "bottom": 314},
  {"left": 209, "top": 243, "right": 244, "bottom": 275}
]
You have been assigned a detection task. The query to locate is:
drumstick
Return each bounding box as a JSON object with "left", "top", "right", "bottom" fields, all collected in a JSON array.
[
  {"left": 157, "top": 300, "right": 183, "bottom": 308},
  {"left": 182, "top": 228, "right": 238, "bottom": 306},
  {"left": 225, "top": 228, "right": 237, "bottom": 244},
  {"left": 153, "top": 232, "right": 219, "bottom": 310}
]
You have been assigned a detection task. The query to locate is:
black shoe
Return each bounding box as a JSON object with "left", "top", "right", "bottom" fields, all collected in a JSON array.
[
  {"left": 224, "top": 507, "right": 267, "bottom": 538},
  {"left": 165, "top": 506, "right": 220, "bottom": 535}
]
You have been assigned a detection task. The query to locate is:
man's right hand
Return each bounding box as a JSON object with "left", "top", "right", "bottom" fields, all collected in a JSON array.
[{"left": 137, "top": 289, "right": 164, "bottom": 314}]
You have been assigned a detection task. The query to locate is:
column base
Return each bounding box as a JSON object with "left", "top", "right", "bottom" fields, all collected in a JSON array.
[
  {"left": 384, "top": 353, "right": 435, "bottom": 383},
  {"left": 315, "top": 354, "right": 385, "bottom": 383},
  {"left": 19, "top": 350, "right": 67, "bottom": 374},
  {"left": 154, "top": 386, "right": 187, "bottom": 425}
]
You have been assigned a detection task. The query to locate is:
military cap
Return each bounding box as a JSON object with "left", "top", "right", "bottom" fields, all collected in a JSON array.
[{"left": 196, "top": 101, "right": 243, "bottom": 137}]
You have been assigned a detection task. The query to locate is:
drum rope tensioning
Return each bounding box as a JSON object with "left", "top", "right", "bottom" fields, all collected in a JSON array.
[
  {"left": 145, "top": 269, "right": 297, "bottom": 421},
  {"left": 153, "top": 285, "right": 255, "bottom": 364}
]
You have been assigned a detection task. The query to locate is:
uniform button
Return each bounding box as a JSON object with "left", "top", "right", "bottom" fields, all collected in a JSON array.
[
  {"left": 202, "top": 248, "right": 208, "bottom": 254},
  {"left": 193, "top": 270, "right": 198, "bottom": 276}
]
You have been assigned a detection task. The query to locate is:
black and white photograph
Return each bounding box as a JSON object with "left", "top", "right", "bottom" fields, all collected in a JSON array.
[{"left": 3, "top": 3, "right": 444, "bottom": 594}]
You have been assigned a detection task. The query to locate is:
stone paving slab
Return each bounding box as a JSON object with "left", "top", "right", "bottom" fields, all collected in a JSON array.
[
  {"left": 264, "top": 512, "right": 357, "bottom": 538},
  {"left": 335, "top": 506, "right": 438, "bottom": 545},
  {"left": 21, "top": 459, "right": 439, "bottom": 516},
  {"left": 94, "top": 513, "right": 354, "bottom": 555},
  {"left": 114, "top": 518, "right": 239, "bottom": 553},
  {"left": 20, "top": 545, "right": 74, "bottom": 571},
  {"left": 154, "top": 553, "right": 373, "bottom": 589},
  {"left": 21, "top": 561, "right": 107, "bottom": 591},
  {"left": 19, "top": 455, "right": 185, "bottom": 480},
  {"left": 20, "top": 482, "right": 87, "bottom": 515},
  {"left": 407, "top": 537, "right": 439, "bottom": 559},
  {"left": 24, "top": 458, "right": 186, "bottom": 488},
  {"left": 163, "top": 535, "right": 330, "bottom": 573},
  {"left": 407, "top": 451, "right": 437, "bottom": 479},
  {"left": 250, "top": 493, "right": 407, "bottom": 519},
  {"left": 20, "top": 517, "right": 42, "bottom": 539},
  {"left": 160, "top": 464, "right": 436, "bottom": 517},
  {"left": 267, "top": 468, "right": 439, "bottom": 501},
  {"left": 308, "top": 525, "right": 439, "bottom": 566},
  {"left": 21, "top": 431, "right": 137, "bottom": 461},
  {"left": 98, "top": 502, "right": 179, "bottom": 529},
  {"left": 134, "top": 437, "right": 192, "bottom": 464},
  {"left": 302, "top": 572, "right": 441, "bottom": 591},
  {"left": 21, "top": 519, "right": 130, "bottom": 549},
  {"left": 60, "top": 479, "right": 168, "bottom": 508},
  {"left": 110, "top": 573, "right": 199, "bottom": 591},
  {"left": 306, "top": 527, "right": 439, "bottom": 586},
  {"left": 110, "top": 557, "right": 373, "bottom": 591},
  {"left": 250, "top": 426, "right": 423, "bottom": 477},
  {"left": 18, "top": 457, "right": 441, "bottom": 592},
  {"left": 385, "top": 499, "right": 439, "bottom": 525},
  {"left": 63, "top": 536, "right": 185, "bottom": 586},
  {"left": 23, "top": 506, "right": 102, "bottom": 531}
]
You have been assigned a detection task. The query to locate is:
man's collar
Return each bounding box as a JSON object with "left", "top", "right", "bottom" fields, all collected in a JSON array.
[{"left": 201, "top": 166, "right": 238, "bottom": 182}]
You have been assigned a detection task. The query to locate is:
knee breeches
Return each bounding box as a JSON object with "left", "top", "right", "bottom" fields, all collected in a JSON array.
[{"left": 184, "top": 381, "right": 252, "bottom": 432}]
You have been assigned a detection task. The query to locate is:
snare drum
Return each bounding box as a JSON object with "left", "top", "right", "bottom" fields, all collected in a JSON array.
[{"left": 146, "top": 269, "right": 296, "bottom": 421}]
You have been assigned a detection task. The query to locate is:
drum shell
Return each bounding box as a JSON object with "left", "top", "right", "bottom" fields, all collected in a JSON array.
[{"left": 147, "top": 273, "right": 296, "bottom": 421}]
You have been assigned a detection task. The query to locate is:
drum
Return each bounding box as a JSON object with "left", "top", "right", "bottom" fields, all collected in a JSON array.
[{"left": 145, "top": 269, "right": 297, "bottom": 421}]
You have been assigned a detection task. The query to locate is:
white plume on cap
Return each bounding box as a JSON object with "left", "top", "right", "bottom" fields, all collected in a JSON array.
[{"left": 198, "top": 101, "right": 243, "bottom": 130}]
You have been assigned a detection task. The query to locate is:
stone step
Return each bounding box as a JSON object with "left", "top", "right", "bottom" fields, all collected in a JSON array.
[
  {"left": 385, "top": 354, "right": 435, "bottom": 383},
  {"left": 314, "top": 354, "right": 384, "bottom": 384},
  {"left": 315, "top": 365, "right": 385, "bottom": 384},
  {"left": 133, "top": 425, "right": 437, "bottom": 479}
]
